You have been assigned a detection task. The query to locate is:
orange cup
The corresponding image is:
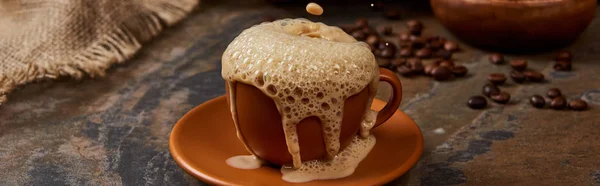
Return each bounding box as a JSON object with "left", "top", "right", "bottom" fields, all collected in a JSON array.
[{"left": 225, "top": 68, "right": 402, "bottom": 166}]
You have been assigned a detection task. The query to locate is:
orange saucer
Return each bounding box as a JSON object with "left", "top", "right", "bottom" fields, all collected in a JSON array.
[{"left": 169, "top": 95, "right": 423, "bottom": 186}]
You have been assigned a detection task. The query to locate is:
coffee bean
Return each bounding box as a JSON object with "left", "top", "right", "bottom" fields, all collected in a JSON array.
[
  {"left": 384, "top": 10, "right": 401, "bottom": 20},
  {"left": 374, "top": 49, "right": 382, "bottom": 57},
  {"left": 398, "top": 48, "right": 412, "bottom": 57},
  {"left": 339, "top": 25, "right": 356, "bottom": 34},
  {"left": 380, "top": 43, "right": 396, "bottom": 58},
  {"left": 510, "top": 70, "right": 526, "bottom": 83},
  {"left": 432, "top": 66, "right": 453, "bottom": 81},
  {"left": 382, "top": 26, "right": 393, "bottom": 36},
  {"left": 530, "top": 95, "right": 545, "bottom": 108},
  {"left": 467, "top": 96, "right": 487, "bottom": 109},
  {"left": 482, "top": 84, "right": 500, "bottom": 97},
  {"left": 415, "top": 48, "right": 432, "bottom": 58},
  {"left": 489, "top": 53, "right": 504, "bottom": 64},
  {"left": 547, "top": 88, "right": 562, "bottom": 98},
  {"left": 509, "top": 59, "right": 527, "bottom": 71},
  {"left": 569, "top": 100, "right": 588, "bottom": 111},
  {"left": 355, "top": 18, "right": 369, "bottom": 28},
  {"left": 390, "top": 58, "right": 406, "bottom": 69},
  {"left": 377, "top": 58, "right": 391, "bottom": 67},
  {"left": 435, "top": 50, "right": 453, "bottom": 60},
  {"left": 425, "top": 35, "right": 443, "bottom": 43},
  {"left": 408, "top": 58, "right": 424, "bottom": 74},
  {"left": 351, "top": 30, "right": 366, "bottom": 41},
  {"left": 406, "top": 20, "right": 423, "bottom": 36},
  {"left": 550, "top": 97, "right": 567, "bottom": 110},
  {"left": 362, "top": 27, "right": 376, "bottom": 35},
  {"left": 491, "top": 92, "right": 511, "bottom": 104},
  {"left": 524, "top": 70, "right": 544, "bottom": 82},
  {"left": 396, "top": 65, "right": 413, "bottom": 76},
  {"left": 411, "top": 38, "right": 426, "bottom": 49},
  {"left": 438, "top": 60, "right": 455, "bottom": 68},
  {"left": 444, "top": 41, "right": 459, "bottom": 52},
  {"left": 424, "top": 64, "right": 438, "bottom": 76},
  {"left": 553, "top": 61, "right": 572, "bottom": 71},
  {"left": 488, "top": 73, "right": 507, "bottom": 85},
  {"left": 398, "top": 32, "right": 411, "bottom": 42},
  {"left": 555, "top": 50, "right": 573, "bottom": 62},
  {"left": 366, "top": 34, "right": 380, "bottom": 46},
  {"left": 426, "top": 40, "right": 444, "bottom": 50},
  {"left": 452, "top": 65, "right": 468, "bottom": 77}
]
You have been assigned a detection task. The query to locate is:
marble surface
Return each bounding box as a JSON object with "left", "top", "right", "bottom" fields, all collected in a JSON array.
[{"left": 1, "top": 1, "right": 599, "bottom": 185}]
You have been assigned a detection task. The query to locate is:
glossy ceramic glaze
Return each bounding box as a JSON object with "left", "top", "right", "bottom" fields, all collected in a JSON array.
[
  {"left": 169, "top": 96, "right": 423, "bottom": 185},
  {"left": 225, "top": 68, "right": 402, "bottom": 166},
  {"left": 431, "top": 0, "right": 596, "bottom": 51}
]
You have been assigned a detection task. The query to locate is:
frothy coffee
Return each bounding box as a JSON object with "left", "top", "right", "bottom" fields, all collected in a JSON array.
[{"left": 222, "top": 18, "right": 380, "bottom": 182}]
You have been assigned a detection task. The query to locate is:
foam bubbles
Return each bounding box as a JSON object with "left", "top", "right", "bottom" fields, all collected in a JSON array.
[{"left": 222, "top": 18, "right": 380, "bottom": 171}]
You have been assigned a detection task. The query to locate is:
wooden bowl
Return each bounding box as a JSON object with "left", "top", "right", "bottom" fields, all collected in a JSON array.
[{"left": 431, "top": 0, "right": 596, "bottom": 52}]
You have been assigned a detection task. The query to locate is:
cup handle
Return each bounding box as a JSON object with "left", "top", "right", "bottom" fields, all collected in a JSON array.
[{"left": 373, "top": 68, "right": 403, "bottom": 128}]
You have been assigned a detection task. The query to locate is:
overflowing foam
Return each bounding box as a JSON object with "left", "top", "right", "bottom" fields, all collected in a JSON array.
[
  {"left": 226, "top": 155, "right": 264, "bottom": 170},
  {"left": 281, "top": 135, "right": 376, "bottom": 183},
  {"left": 222, "top": 18, "right": 380, "bottom": 182}
]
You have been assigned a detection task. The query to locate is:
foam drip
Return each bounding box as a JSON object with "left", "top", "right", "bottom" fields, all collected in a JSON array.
[{"left": 280, "top": 135, "right": 376, "bottom": 183}]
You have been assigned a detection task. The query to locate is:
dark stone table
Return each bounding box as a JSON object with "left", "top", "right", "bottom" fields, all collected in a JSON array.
[{"left": 1, "top": 1, "right": 599, "bottom": 185}]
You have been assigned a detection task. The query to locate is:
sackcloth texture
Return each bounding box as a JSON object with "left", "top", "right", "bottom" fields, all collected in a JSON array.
[{"left": 0, "top": 0, "right": 199, "bottom": 105}]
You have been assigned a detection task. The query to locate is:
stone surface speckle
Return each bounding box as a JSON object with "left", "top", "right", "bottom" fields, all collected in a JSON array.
[{"left": 1, "top": 1, "right": 599, "bottom": 185}]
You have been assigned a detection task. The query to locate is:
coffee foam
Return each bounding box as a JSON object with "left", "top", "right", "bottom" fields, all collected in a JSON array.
[
  {"left": 280, "top": 134, "right": 376, "bottom": 183},
  {"left": 222, "top": 18, "right": 379, "bottom": 169}
]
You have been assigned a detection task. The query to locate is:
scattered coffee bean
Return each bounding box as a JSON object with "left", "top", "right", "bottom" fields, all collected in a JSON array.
[
  {"left": 415, "top": 48, "right": 432, "bottom": 58},
  {"left": 550, "top": 97, "right": 567, "bottom": 110},
  {"left": 467, "top": 96, "right": 487, "bottom": 109},
  {"left": 380, "top": 43, "right": 396, "bottom": 58},
  {"left": 491, "top": 92, "right": 511, "bottom": 104},
  {"left": 547, "top": 88, "right": 562, "bottom": 99},
  {"left": 398, "top": 32, "right": 411, "bottom": 42},
  {"left": 509, "top": 70, "right": 526, "bottom": 83},
  {"left": 391, "top": 58, "right": 406, "bottom": 67},
  {"left": 406, "top": 20, "right": 423, "bottom": 35},
  {"left": 399, "top": 48, "right": 412, "bottom": 57},
  {"left": 530, "top": 95, "right": 546, "bottom": 108},
  {"left": 488, "top": 73, "right": 507, "bottom": 85},
  {"left": 524, "top": 70, "right": 544, "bottom": 82},
  {"left": 408, "top": 58, "right": 424, "bottom": 74},
  {"left": 452, "top": 65, "right": 468, "bottom": 77},
  {"left": 377, "top": 58, "right": 391, "bottom": 67},
  {"left": 431, "top": 66, "right": 453, "bottom": 81},
  {"left": 555, "top": 50, "right": 573, "bottom": 62},
  {"left": 438, "top": 60, "right": 455, "bottom": 68},
  {"left": 411, "top": 38, "right": 426, "bottom": 49},
  {"left": 362, "top": 27, "right": 376, "bottom": 35},
  {"left": 424, "top": 64, "right": 438, "bottom": 76},
  {"left": 384, "top": 10, "right": 401, "bottom": 20},
  {"left": 355, "top": 18, "right": 369, "bottom": 28},
  {"left": 397, "top": 65, "right": 413, "bottom": 76},
  {"left": 489, "top": 53, "right": 504, "bottom": 64},
  {"left": 426, "top": 40, "right": 444, "bottom": 50},
  {"left": 366, "top": 34, "right": 380, "bottom": 46},
  {"left": 373, "top": 49, "right": 382, "bottom": 57},
  {"left": 569, "top": 100, "right": 588, "bottom": 111},
  {"left": 509, "top": 59, "right": 527, "bottom": 71},
  {"left": 351, "top": 30, "right": 366, "bottom": 41},
  {"left": 482, "top": 84, "right": 500, "bottom": 97},
  {"left": 435, "top": 50, "right": 453, "bottom": 60},
  {"left": 443, "top": 41, "right": 459, "bottom": 52},
  {"left": 553, "top": 61, "right": 572, "bottom": 71},
  {"left": 382, "top": 26, "right": 393, "bottom": 36}
]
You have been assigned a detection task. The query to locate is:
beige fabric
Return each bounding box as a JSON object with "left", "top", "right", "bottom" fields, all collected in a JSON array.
[{"left": 0, "top": 0, "right": 199, "bottom": 105}]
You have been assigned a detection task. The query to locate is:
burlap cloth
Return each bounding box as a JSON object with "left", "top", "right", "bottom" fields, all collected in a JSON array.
[{"left": 0, "top": 0, "right": 199, "bottom": 105}]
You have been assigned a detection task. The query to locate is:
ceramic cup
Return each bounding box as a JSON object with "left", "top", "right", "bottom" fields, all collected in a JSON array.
[{"left": 225, "top": 68, "right": 402, "bottom": 166}]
